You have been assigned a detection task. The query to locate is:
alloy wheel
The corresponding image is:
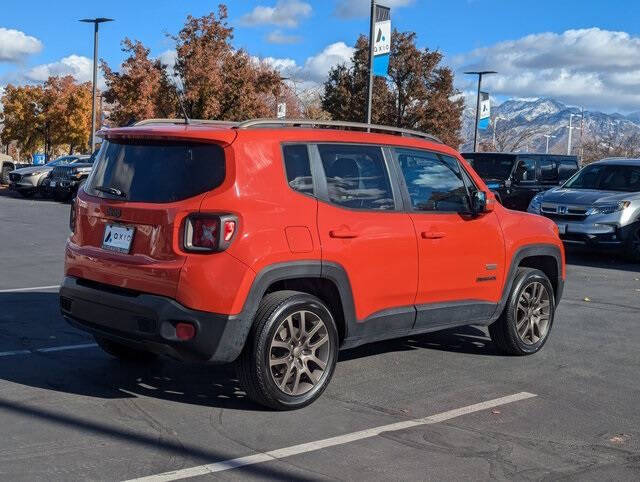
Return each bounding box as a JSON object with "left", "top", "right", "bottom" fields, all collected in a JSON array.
[
  {"left": 515, "top": 281, "right": 551, "bottom": 345},
  {"left": 269, "top": 310, "right": 331, "bottom": 396}
]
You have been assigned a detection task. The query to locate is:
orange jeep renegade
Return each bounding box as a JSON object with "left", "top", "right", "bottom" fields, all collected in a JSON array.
[{"left": 60, "top": 119, "right": 565, "bottom": 410}]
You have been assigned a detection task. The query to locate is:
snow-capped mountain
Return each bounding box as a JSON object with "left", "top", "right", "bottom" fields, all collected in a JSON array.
[{"left": 461, "top": 98, "right": 640, "bottom": 153}]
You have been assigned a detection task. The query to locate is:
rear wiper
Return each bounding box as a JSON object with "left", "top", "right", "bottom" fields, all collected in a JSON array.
[{"left": 95, "top": 186, "right": 126, "bottom": 198}]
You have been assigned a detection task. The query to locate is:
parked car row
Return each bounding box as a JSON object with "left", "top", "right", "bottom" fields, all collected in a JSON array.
[
  {"left": 7, "top": 153, "right": 96, "bottom": 201},
  {"left": 462, "top": 152, "right": 640, "bottom": 260}
]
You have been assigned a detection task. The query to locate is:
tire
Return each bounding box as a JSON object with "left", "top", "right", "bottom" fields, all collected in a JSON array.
[
  {"left": 236, "top": 290, "right": 339, "bottom": 410},
  {"left": 489, "top": 268, "right": 555, "bottom": 356},
  {"left": 95, "top": 336, "right": 157, "bottom": 362},
  {"left": 624, "top": 223, "right": 640, "bottom": 262},
  {"left": 19, "top": 190, "right": 35, "bottom": 198},
  {"left": 1, "top": 166, "right": 11, "bottom": 185},
  {"left": 53, "top": 191, "right": 69, "bottom": 202}
]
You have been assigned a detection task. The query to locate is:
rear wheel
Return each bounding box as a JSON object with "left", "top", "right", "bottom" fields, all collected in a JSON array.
[
  {"left": 1, "top": 166, "right": 11, "bottom": 185},
  {"left": 95, "top": 336, "right": 157, "bottom": 362},
  {"left": 624, "top": 224, "right": 640, "bottom": 262},
  {"left": 489, "top": 268, "right": 555, "bottom": 355},
  {"left": 237, "top": 291, "right": 339, "bottom": 410}
]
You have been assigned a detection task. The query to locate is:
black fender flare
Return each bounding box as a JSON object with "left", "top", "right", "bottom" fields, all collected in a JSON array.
[
  {"left": 491, "top": 244, "right": 564, "bottom": 321},
  {"left": 238, "top": 261, "right": 356, "bottom": 331}
]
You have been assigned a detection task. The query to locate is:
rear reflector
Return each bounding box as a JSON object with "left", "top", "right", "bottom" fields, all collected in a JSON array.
[
  {"left": 223, "top": 219, "right": 236, "bottom": 242},
  {"left": 176, "top": 323, "right": 196, "bottom": 341}
]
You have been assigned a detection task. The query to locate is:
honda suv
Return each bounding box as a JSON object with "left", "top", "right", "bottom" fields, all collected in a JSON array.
[
  {"left": 528, "top": 158, "right": 640, "bottom": 260},
  {"left": 60, "top": 119, "right": 565, "bottom": 410}
]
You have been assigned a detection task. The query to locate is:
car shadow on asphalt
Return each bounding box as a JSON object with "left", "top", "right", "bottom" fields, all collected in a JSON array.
[
  {"left": 565, "top": 248, "right": 640, "bottom": 273},
  {"left": 0, "top": 186, "right": 67, "bottom": 203},
  {"left": 1, "top": 291, "right": 502, "bottom": 415},
  {"left": 339, "top": 325, "right": 499, "bottom": 362}
]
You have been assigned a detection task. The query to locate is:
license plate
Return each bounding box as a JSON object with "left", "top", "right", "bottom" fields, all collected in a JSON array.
[
  {"left": 102, "top": 224, "right": 135, "bottom": 254},
  {"left": 50, "top": 181, "right": 56, "bottom": 188},
  {"left": 557, "top": 224, "right": 567, "bottom": 235}
]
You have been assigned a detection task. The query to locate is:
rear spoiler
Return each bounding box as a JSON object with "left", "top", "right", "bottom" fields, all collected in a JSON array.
[{"left": 96, "top": 125, "right": 238, "bottom": 146}]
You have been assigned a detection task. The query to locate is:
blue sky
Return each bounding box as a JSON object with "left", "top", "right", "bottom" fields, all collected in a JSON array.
[{"left": 3, "top": 0, "right": 640, "bottom": 111}]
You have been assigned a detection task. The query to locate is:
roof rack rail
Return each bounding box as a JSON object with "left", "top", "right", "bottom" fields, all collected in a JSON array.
[
  {"left": 235, "top": 118, "right": 442, "bottom": 143},
  {"left": 134, "top": 118, "right": 239, "bottom": 127}
]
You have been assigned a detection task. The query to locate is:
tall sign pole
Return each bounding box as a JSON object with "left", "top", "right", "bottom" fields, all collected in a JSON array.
[
  {"left": 366, "top": 0, "right": 376, "bottom": 126},
  {"left": 465, "top": 71, "right": 496, "bottom": 152},
  {"left": 80, "top": 18, "right": 113, "bottom": 153},
  {"left": 366, "top": 2, "right": 391, "bottom": 127}
]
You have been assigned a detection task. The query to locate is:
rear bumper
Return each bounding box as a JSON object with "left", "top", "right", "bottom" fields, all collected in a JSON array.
[{"left": 59, "top": 276, "right": 249, "bottom": 364}]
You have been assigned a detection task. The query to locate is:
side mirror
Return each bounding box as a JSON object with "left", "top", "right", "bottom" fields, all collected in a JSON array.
[{"left": 471, "top": 191, "right": 493, "bottom": 215}]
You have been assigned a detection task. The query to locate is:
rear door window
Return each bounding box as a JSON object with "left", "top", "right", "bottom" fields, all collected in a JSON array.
[
  {"left": 87, "top": 140, "right": 225, "bottom": 203},
  {"left": 283, "top": 144, "right": 314, "bottom": 196},
  {"left": 317, "top": 144, "right": 395, "bottom": 211},
  {"left": 538, "top": 157, "right": 558, "bottom": 183}
]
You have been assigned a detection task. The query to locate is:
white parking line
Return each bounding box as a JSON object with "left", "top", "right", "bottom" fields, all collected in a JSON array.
[
  {"left": 126, "top": 392, "right": 537, "bottom": 482},
  {"left": 0, "top": 285, "right": 60, "bottom": 293},
  {"left": 0, "top": 343, "right": 98, "bottom": 358}
]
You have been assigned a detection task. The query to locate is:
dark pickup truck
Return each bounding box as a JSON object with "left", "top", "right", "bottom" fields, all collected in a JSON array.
[{"left": 462, "top": 153, "right": 580, "bottom": 211}]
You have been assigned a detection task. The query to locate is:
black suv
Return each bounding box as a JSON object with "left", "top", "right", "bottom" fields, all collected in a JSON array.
[{"left": 461, "top": 153, "right": 580, "bottom": 211}]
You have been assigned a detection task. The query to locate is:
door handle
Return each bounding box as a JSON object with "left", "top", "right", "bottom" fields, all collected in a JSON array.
[
  {"left": 329, "top": 229, "right": 358, "bottom": 239},
  {"left": 421, "top": 231, "right": 446, "bottom": 239}
]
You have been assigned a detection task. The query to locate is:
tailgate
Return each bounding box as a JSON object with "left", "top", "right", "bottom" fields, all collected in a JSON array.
[{"left": 66, "top": 195, "right": 205, "bottom": 298}]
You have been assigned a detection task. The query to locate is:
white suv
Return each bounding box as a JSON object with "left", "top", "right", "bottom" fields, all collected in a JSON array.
[{"left": 528, "top": 158, "right": 640, "bottom": 260}]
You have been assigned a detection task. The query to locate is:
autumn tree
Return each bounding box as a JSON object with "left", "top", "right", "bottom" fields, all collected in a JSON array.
[
  {"left": 173, "top": 5, "right": 283, "bottom": 120},
  {"left": 102, "top": 38, "right": 177, "bottom": 126},
  {"left": 322, "top": 31, "right": 464, "bottom": 147},
  {"left": 582, "top": 132, "right": 640, "bottom": 164},
  {"left": 0, "top": 84, "right": 44, "bottom": 157},
  {"left": 0, "top": 76, "right": 92, "bottom": 159}
]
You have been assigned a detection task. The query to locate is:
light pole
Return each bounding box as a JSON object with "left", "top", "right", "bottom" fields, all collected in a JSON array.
[
  {"left": 544, "top": 134, "right": 557, "bottom": 154},
  {"left": 493, "top": 116, "right": 505, "bottom": 150},
  {"left": 566, "top": 113, "right": 580, "bottom": 155},
  {"left": 465, "top": 71, "right": 497, "bottom": 152},
  {"left": 79, "top": 17, "right": 113, "bottom": 153}
]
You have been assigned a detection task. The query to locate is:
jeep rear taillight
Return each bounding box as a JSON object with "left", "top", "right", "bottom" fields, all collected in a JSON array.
[
  {"left": 69, "top": 199, "right": 77, "bottom": 233},
  {"left": 183, "top": 214, "right": 237, "bottom": 253}
]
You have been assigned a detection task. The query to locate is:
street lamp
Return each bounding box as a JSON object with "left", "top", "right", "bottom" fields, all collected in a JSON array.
[
  {"left": 566, "top": 113, "right": 581, "bottom": 155},
  {"left": 276, "top": 76, "right": 290, "bottom": 119},
  {"left": 493, "top": 116, "right": 505, "bottom": 150},
  {"left": 465, "top": 70, "right": 497, "bottom": 152},
  {"left": 544, "top": 134, "right": 557, "bottom": 154},
  {"left": 79, "top": 17, "right": 114, "bottom": 153}
]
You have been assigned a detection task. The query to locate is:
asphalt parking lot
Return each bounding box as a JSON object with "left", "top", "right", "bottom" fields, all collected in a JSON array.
[{"left": 1, "top": 187, "right": 639, "bottom": 481}]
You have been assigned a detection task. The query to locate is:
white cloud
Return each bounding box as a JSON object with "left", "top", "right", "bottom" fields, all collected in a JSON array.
[
  {"left": 26, "top": 55, "right": 93, "bottom": 83},
  {"left": 454, "top": 28, "right": 640, "bottom": 112},
  {"left": 334, "top": 0, "right": 415, "bottom": 19},
  {"left": 158, "top": 49, "right": 177, "bottom": 69},
  {"left": 0, "top": 27, "right": 42, "bottom": 62},
  {"left": 256, "top": 41, "right": 354, "bottom": 85},
  {"left": 242, "top": 0, "right": 312, "bottom": 28},
  {"left": 302, "top": 42, "right": 355, "bottom": 82},
  {"left": 267, "top": 30, "right": 302, "bottom": 44}
]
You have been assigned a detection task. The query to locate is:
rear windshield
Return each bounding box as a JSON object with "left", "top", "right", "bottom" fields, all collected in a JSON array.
[
  {"left": 86, "top": 140, "right": 225, "bottom": 203},
  {"left": 462, "top": 154, "right": 515, "bottom": 180}
]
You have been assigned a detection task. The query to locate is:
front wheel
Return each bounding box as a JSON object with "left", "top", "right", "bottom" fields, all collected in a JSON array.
[
  {"left": 237, "top": 291, "right": 339, "bottom": 410},
  {"left": 489, "top": 268, "right": 555, "bottom": 355}
]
